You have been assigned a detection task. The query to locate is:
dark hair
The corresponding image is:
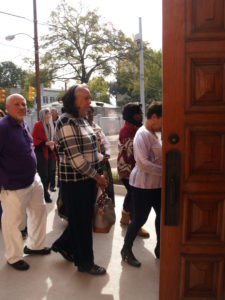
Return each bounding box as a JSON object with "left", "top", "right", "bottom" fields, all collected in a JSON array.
[
  {"left": 122, "top": 102, "right": 142, "bottom": 122},
  {"left": 61, "top": 85, "right": 79, "bottom": 117},
  {"left": 0, "top": 109, "right": 5, "bottom": 118},
  {"left": 88, "top": 106, "right": 94, "bottom": 113},
  {"left": 146, "top": 102, "right": 162, "bottom": 119}
]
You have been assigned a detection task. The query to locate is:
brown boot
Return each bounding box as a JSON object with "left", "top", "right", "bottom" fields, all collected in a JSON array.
[
  {"left": 120, "top": 210, "right": 130, "bottom": 225},
  {"left": 138, "top": 227, "right": 150, "bottom": 238}
]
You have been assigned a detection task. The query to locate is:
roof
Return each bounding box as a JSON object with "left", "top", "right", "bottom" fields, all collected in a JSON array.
[{"left": 91, "top": 101, "right": 117, "bottom": 108}]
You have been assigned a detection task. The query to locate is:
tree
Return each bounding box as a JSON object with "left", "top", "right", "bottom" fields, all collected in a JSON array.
[
  {"left": 88, "top": 76, "right": 109, "bottom": 103},
  {"left": 110, "top": 44, "right": 162, "bottom": 106},
  {"left": 41, "top": 0, "right": 132, "bottom": 84},
  {"left": 144, "top": 48, "right": 162, "bottom": 102},
  {"left": 23, "top": 69, "right": 53, "bottom": 88},
  {"left": 0, "top": 62, "right": 54, "bottom": 110},
  {"left": 0, "top": 61, "right": 26, "bottom": 88}
]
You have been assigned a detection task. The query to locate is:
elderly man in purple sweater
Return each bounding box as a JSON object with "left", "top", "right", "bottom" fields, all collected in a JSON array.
[{"left": 0, "top": 94, "right": 51, "bottom": 271}]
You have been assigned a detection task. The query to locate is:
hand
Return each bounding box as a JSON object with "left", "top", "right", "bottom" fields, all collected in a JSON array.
[
  {"left": 103, "top": 154, "right": 110, "bottom": 162},
  {"left": 94, "top": 174, "right": 108, "bottom": 191},
  {"left": 45, "top": 141, "right": 55, "bottom": 147}
]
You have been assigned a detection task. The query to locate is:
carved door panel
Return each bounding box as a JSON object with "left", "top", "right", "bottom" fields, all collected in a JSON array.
[{"left": 160, "top": 0, "right": 225, "bottom": 299}]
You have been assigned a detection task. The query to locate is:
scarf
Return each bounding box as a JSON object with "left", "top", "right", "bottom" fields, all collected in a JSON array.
[{"left": 39, "top": 109, "right": 54, "bottom": 141}]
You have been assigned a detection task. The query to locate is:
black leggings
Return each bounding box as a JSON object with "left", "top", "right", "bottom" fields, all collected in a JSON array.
[
  {"left": 121, "top": 178, "right": 133, "bottom": 215},
  {"left": 35, "top": 150, "right": 53, "bottom": 201},
  {"left": 54, "top": 179, "right": 97, "bottom": 270},
  {"left": 124, "top": 187, "right": 161, "bottom": 249}
]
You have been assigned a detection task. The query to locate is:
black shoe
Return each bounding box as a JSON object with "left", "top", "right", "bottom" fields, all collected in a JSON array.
[
  {"left": 50, "top": 187, "right": 56, "bottom": 192},
  {"left": 154, "top": 244, "right": 160, "bottom": 259},
  {"left": 8, "top": 260, "right": 30, "bottom": 271},
  {"left": 78, "top": 264, "right": 106, "bottom": 275},
  {"left": 45, "top": 198, "right": 52, "bottom": 203},
  {"left": 24, "top": 246, "right": 51, "bottom": 255},
  {"left": 121, "top": 246, "right": 141, "bottom": 267},
  {"left": 52, "top": 243, "right": 73, "bottom": 262},
  {"left": 21, "top": 227, "right": 28, "bottom": 240}
]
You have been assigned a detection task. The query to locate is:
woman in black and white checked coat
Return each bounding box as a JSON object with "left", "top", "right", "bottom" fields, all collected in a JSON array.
[{"left": 52, "top": 84, "right": 107, "bottom": 275}]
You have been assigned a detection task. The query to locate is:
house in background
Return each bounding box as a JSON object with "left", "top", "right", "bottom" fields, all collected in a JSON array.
[
  {"left": 40, "top": 84, "right": 62, "bottom": 106},
  {"left": 24, "top": 85, "right": 122, "bottom": 135}
]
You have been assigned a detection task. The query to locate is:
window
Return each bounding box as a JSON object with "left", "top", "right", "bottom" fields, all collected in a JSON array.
[{"left": 43, "top": 96, "right": 48, "bottom": 104}]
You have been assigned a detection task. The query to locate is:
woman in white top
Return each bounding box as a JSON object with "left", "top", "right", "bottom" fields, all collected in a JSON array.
[{"left": 121, "top": 102, "right": 162, "bottom": 267}]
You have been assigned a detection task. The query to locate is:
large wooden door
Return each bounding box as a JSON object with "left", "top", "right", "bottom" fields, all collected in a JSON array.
[{"left": 160, "top": 0, "right": 225, "bottom": 299}]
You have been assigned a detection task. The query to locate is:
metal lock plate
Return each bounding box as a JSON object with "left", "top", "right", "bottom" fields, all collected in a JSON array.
[{"left": 168, "top": 133, "right": 179, "bottom": 144}]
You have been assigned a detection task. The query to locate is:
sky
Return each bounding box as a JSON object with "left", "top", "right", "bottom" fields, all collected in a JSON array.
[{"left": 0, "top": 0, "right": 162, "bottom": 87}]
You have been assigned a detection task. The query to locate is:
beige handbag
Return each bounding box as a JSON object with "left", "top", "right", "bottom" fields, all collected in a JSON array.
[{"left": 93, "top": 188, "right": 116, "bottom": 233}]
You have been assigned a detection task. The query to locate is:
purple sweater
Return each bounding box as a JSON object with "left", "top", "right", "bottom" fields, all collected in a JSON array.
[{"left": 0, "top": 115, "right": 37, "bottom": 190}]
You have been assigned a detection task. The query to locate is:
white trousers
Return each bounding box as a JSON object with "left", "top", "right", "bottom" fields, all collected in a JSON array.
[{"left": 0, "top": 174, "right": 47, "bottom": 264}]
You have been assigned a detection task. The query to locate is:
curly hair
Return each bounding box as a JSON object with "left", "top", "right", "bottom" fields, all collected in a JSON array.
[{"left": 122, "top": 102, "right": 142, "bottom": 122}]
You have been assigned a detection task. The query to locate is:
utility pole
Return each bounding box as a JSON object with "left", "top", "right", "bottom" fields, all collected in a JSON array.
[
  {"left": 139, "top": 17, "right": 145, "bottom": 118},
  {"left": 135, "top": 18, "right": 145, "bottom": 118},
  {"left": 33, "top": 0, "right": 41, "bottom": 119}
]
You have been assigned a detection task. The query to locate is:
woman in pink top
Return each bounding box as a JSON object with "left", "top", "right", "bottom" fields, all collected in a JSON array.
[{"left": 121, "top": 102, "right": 162, "bottom": 267}]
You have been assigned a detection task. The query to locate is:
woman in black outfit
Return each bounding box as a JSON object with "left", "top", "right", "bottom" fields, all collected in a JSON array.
[{"left": 51, "top": 84, "right": 107, "bottom": 275}]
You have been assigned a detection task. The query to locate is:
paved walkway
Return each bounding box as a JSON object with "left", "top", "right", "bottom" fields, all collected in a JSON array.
[
  {"left": 0, "top": 187, "right": 159, "bottom": 300},
  {"left": 107, "top": 135, "right": 118, "bottom": 170}
]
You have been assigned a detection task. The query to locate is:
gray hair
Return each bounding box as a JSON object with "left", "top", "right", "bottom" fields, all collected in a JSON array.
[
  {"left": 39, "top": 108, "right": 54, "bottom": 141},
  {"left": 6, "top": 94, "right": 26, "bottom": 105},
  {"left": 74, "top": 84, "right": 89, "bottom": 97}
]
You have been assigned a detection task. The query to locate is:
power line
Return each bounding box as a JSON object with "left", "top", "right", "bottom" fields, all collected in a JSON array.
[
  {"left": 0, "top": 10, "right": 53, "bottom": 28},
  {"left": 0, "top": 10, "right": 32, "bottom": 22},
  {"left": 0, "top": 10, "right": 48, "bottom": 27},
  {"left": 0, "top": 40, "right": 47, "bottom": 60},
  {"left": 0, "top": 42, "right": 33, "bottom": 52},
  {"left": 0, "top": 10, "right": 73, "bottom": 31}
]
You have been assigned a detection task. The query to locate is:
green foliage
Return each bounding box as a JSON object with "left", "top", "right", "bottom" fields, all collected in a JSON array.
[
  {"left": 144, "top": 47, "right": 162, "bottom": 103},
  {"left": 0, "top": 103, "right": 5, "bottom": 112},
  {"left": 0, "top": 61, "right": 26, "bottom": 89},
  {"left": 23, "top": 69, "right": 53, "bottom": 88},
  {"left": 19, "top": 67, "right": 54, "bottom": 108},
  {"left": 0, "top": 61, "right": 53, "bottom": 109},
  {"left": 0, "top": 87, "right": 10, "bottom": 111},
  {"left": 41, "top": 0, "right": 132, "bottom": 83},
  {"left": 110, "top": 43, "right": 162, "bottom": 106},
  {"left": 88, "top": 76, "right": 109, "bottom": 103}
]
